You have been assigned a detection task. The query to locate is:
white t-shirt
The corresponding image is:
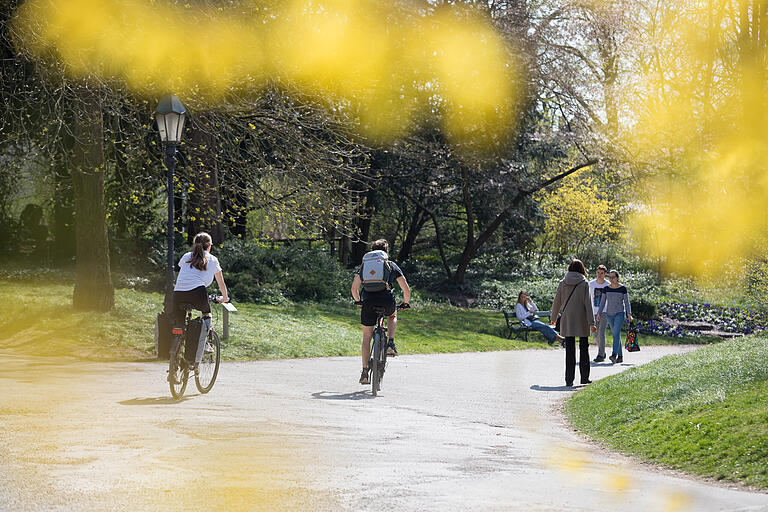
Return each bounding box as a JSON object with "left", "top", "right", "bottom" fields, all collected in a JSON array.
[
  {"left": 515, "top": 301, "right": 539, "bottom": 326},
  {"left": 174, "top": 251, "right": 222, "bottom": 292},
  {"left": 589, "top": 278, "right": 610, "bottom": 315}
]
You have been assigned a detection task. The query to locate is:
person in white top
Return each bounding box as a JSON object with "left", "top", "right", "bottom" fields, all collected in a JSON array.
[
  {"left": 515, "top": 291, "right": 564, "bottom": 345},
  {"left": 588, "top": 265, "right": 610, "bottom": 362},
  {"left": 169, "top": 232, "right": 229, "bottom": 381}
]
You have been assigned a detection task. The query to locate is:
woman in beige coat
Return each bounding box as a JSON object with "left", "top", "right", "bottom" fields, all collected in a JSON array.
[{"left": 550, "top": 259, "right": 596, "bottom": 387}]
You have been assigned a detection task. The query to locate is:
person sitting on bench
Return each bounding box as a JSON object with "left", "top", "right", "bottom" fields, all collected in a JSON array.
[{"left": 515, "top": 291, "right": 564, "bottom": 346}]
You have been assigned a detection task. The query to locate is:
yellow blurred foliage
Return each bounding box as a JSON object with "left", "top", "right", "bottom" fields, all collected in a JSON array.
[
  {"left": 626, "top": 0, "right": 768, "bottom": 278},
  {"left": 545, "top": 445, "right": 588, "bottom": 476},
  {"left": 11, "top": 0, "right": 519, "bottom": 144}
]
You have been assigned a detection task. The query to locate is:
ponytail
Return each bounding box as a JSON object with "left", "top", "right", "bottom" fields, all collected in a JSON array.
[{"left": 186, "top": 232, "right": 212, "bottom": 271}]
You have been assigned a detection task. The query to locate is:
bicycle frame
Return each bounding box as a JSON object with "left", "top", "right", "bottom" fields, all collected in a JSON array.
[{"left": 168, "top": 294, "right": 224, "bottom": 399}]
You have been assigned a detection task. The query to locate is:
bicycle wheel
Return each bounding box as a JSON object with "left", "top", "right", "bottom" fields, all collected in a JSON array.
[
  {"left": 169, "top": 336, "right": 189, "bottom": 399},
  {"left": 378, "top": 336, "right": 387, "bottom": 389},
  {"left": 195, "top": 329, "right": 220, "bottom": 394},
  {"left": 371, "top": 329, "right": 381, "bottom": 396}
]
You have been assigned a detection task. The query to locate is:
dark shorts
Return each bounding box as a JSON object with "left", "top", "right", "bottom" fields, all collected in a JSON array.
[
  {"left": 171, "top": 286, "right": 210, "bottom": 326},
  {"left": 361, "top": 293, "right": 396, "bottom": 326}
]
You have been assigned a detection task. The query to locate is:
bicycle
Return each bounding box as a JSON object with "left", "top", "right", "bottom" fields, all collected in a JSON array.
[
  {"left": 168, "top": 294, "right": 224, "bottom": 399},
  {"left": 369, "top": 303, "right": 408, "bottom": 396}
]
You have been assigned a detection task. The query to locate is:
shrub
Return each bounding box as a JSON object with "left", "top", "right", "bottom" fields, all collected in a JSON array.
[
  {"left": 215, "top": 240, "right": 350, "bottom": 303},
  {"left": 631, "top": 296, "right": 658, "bottom": 320}
]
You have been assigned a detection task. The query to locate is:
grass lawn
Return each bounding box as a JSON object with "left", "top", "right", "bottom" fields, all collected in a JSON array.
[
  {"left": 566, "top": 336, "right": 768, "bottom": 489},
  {"left": 4, "top": 281, "right": 563, "bottom": 360}
]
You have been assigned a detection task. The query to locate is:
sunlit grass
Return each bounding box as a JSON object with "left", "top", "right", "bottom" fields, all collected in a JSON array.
[
  {"left": 3, "top": 281, "right": 554, "bottom": 361},
  {"left": 566, "top": 336, "right": 768, "bottom": 489}
]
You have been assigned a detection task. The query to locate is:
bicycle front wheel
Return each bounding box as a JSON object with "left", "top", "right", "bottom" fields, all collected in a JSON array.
[
  {"left": 195, "top": 329, "right": 220, "bottom": 394},
  {"left": 169, "top": 337, "right": 189, "bottom": 399}
]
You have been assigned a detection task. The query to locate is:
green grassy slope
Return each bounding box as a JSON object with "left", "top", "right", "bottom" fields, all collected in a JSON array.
[{"left": 567, "top": 336, "right": 768, "bottom": 489}]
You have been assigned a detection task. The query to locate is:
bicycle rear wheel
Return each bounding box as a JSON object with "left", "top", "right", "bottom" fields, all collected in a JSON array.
[
  {"left": 371, "top": 330, "right": 381, "bottom": 396},
  {"left": 195, "top": 329, "right": 220, "bottom": 394},
  {"left": 169, "top": 336, "right": 189, "bottom": 399}
]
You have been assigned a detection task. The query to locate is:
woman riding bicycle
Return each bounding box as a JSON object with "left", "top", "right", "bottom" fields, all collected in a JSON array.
[{"left": 171, "top": 232, "right": 229, "bottom": 374}]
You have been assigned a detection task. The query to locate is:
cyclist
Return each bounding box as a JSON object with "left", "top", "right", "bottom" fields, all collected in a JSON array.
[
  {"left": 169, "top": 232, "right": 229, "bottom": 381},
  {"left": 350, "top": 238, "right": 411, "bottom": 385}
]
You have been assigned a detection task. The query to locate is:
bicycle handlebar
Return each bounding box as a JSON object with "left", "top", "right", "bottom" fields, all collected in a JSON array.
[{"left": 353, "top": 301, "right": 411, "bottom": 310}]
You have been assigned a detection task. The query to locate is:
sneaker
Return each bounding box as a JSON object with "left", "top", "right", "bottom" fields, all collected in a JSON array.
[
  {"left": 616, "top": 356, "right": 623, "bottom": 363},
  {"left": 204, "top": 342, "right": 214, "bottom": 354},
  {"left": 359, "top": 368, "right": 370, "bottom": 385},
  {"left": 386, "top": 341, "right": 398, "bottom": 357},
  {"left": 609, "top": 354, "right": 617, "bottom": 363},
  {"left": 593, "top": 355, "right": 605, "bottom": 363},
  {"left": 168, "top": 361, "right": 185, "bottom": 383}
]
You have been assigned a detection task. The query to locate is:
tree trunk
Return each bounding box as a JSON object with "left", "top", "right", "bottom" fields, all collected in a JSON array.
[
  {"left": 452, "top": 167, "right": 476, "bottom": 284},
  {"left": 450, "top": 159, "right": 598, "bottom": 284},
  {"left": 397, "top": 188, "right": 453, "bottom": 279},
  {"left": 397, "top": 206, "right": 426, "bottom": 262},
  {"left": 71, "top": 86, "right": 114, "bottom": 312}
]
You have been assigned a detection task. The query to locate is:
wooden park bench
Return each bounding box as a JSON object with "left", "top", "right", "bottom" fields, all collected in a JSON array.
[{"left": 502, "top": 310, "right": 551, "bottom": 342}]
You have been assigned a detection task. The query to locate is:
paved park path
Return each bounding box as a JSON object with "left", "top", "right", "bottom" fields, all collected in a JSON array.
[{"left": 1, "top": 346, "right": 767, "bottom": 511}]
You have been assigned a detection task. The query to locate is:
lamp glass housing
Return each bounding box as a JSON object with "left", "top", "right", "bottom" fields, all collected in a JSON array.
[{"left": 154, "top": 95, "right": 187, "bottom": 144}]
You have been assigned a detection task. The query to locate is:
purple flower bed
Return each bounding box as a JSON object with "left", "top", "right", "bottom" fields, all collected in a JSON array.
[
  {"left": 635, "top": 302, "right": 768, "bottom": 337},
  {"left": 635, "top": 319, "right": 692, "bottom": 337}
]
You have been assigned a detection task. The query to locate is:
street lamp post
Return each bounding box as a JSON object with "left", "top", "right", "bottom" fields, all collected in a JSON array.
[{"left": 154, "top": 94, "right": 187, "bottom": 311}]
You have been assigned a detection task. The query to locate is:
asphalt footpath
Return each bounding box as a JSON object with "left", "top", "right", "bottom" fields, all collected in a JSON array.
[{"left": 0, "top": 346, "right": 766, "bottom": 511}]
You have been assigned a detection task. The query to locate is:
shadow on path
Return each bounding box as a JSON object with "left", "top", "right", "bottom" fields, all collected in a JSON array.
[
  {"left": 530, "top": 384, "right": 581, "bottom": 392},
  {"left": 590, "top": 362, "right": 636, "bottom": 368},
  {"left": 311, "top": 391, "right": 374, "bottom": 401},
  {"left": 119, "top": 396, "right": 192, "bottom": 405}
]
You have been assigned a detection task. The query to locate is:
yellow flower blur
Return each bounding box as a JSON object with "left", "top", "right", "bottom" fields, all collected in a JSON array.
[
  {"left": 11, "top": 0, "right": 520, "bottom": 145},
  {"left": 626, "top": 0, "right": 768, "bottom": 278}
]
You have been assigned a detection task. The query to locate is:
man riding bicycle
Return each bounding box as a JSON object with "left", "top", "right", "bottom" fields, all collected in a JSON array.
[{"left": 350, "top": 239, "right": 411, "bottom": 385}]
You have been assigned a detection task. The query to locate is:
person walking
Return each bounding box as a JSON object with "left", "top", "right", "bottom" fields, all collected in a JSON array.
[
  {"left": 550, "top": 259, "right": 597, "bottom": 387},
  {"left": 596, "top": 270, "right": 633, "bottom": 364},
  {"left": 515, "top": 291, "right": 565, "bottom": 345},
  {"left": 589, "top": 265, "right": 610, "bottom": 362}
]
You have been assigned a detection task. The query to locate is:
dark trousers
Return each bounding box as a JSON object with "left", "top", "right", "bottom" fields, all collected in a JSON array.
[
  {"left": 171, "top": 286, "right": 210, "bottom": 327},
  {"left": 564, "top": 336, "right": 590, "bottom": 385}
]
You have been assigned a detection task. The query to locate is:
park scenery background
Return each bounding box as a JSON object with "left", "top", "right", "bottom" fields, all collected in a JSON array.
[{"left": 1, "top": 0, "right": 768, "bottom": 496}]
